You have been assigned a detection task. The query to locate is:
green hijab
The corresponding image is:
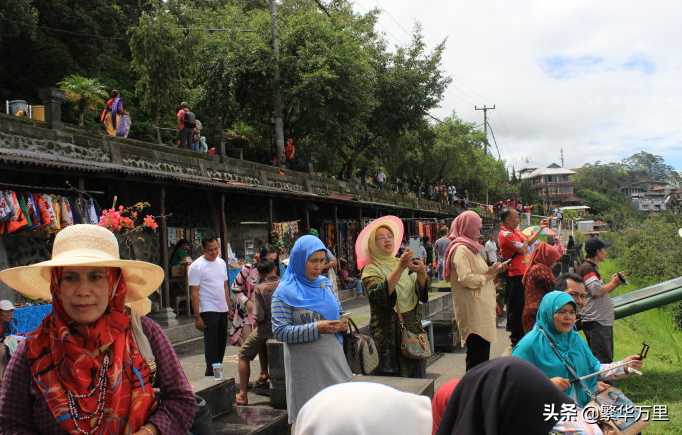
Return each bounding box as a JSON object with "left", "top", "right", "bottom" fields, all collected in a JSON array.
[
  {"left": 361, "top": 226, "right": 418, "bottom": 313},
  {"left": 512, "top": 291, "right": 600, "bottom": 407}
]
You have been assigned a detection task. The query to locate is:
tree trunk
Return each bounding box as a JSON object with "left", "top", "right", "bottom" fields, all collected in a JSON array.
[{"left": 154, "top": 108, "right": 162, "bottom": 144}]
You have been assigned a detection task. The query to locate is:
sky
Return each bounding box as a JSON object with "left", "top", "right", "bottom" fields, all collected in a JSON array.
[{"left": 352, "top": 0, "right": 682, "bottom": 171}]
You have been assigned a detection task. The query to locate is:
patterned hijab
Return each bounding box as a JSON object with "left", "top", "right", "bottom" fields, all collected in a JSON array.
[
  {"left": 26, "top": 267, "right": 156, "bottom": 434},
  {"left": 522, "top": 242, "right": 561, "bottom": 287},
  {"left": 361, "top": 225, "right": 418, "bottom": 313},
  {"left": 443, "top": 211, "right": 483, "bottom": 280}
]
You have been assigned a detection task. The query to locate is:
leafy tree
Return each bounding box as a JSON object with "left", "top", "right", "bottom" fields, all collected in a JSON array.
[
  {"left": 57, "top": 74, "right": 108, "bottom": 126},
  {"left": 0, "top": 0, "right": 37, "bottom": 44},
  {"left": 623, "top": 151, "right": 681, "bottom": 185},
  {"left": 129, "top": 8, "right": 193, "bottom": 143}
]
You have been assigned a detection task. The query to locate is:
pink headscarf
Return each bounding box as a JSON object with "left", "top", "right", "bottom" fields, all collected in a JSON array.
[{"left": 443, "top": 211, "right": 483, "bottom": 280}]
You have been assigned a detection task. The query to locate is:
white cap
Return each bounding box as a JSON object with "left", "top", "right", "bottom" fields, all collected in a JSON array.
[
  {"left": 679, "top": 228, "right": 682, "bottom": 238},
  {"left": 0, "top": 300, "right": 15, "bottom": 311}
]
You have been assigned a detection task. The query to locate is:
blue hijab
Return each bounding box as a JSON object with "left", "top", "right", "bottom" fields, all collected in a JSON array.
[
  {"left": 512, "top": 291, "right": 600, "bottom": 407},
  {"left": 273, "top": 235, "right": 340, "bottom": 323}
]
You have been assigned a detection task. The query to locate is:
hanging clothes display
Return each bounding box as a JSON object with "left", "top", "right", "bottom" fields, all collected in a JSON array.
[
  {"left": 0, "top": 190, "right": 101, "bottom": 235},
  {"left": 271, "top": 220, "right": 300, "bottom": 257}
]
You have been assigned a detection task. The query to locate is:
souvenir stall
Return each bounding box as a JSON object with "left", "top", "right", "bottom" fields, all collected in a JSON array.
[
  {"left": 271, "top": 220, "right": 300, "bottom": 258},
  {"left": 319, "top": 218, "right": 370, "bottom": 275}
]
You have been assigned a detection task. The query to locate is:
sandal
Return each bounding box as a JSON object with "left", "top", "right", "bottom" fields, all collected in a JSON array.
[{"left": 254, "top": 375, "right": 270, "bottom": 389}]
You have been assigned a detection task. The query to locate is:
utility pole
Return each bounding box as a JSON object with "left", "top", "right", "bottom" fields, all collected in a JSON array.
[
  {"left": 270, "top": 0, "right": 285, "bottom": 166},
  {"left": 475, "top": 105, "right": 495, "bottom": 154},
  {"left": 560, "top": 148, "right": 565, "bottom": 167}
]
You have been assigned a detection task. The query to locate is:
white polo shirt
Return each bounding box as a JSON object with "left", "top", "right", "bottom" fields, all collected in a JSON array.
[{"left": 188, "top": 255, "right": 229, "bottom": 313}]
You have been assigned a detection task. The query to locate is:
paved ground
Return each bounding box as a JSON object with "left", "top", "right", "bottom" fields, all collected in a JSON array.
[{"left": 181, "top": 293, "right": 512, "bottom": 400}]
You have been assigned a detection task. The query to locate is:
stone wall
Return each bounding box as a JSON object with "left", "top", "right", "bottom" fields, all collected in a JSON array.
[{"left": 0, "top": 114, "right": 459, "bottom": 215}]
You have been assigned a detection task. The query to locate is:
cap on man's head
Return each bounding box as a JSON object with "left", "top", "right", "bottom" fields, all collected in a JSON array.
[
  {"left": 0, "top": 300, "right": 15, "bottom": 311},
  {"left": 180, "top": 101, "right": 188, "bottom": 108},
  {"left": 584, "top": 238, "right": 610, "bottom": 257}
]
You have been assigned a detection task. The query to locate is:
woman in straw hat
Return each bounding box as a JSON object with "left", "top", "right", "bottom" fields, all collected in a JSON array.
[
  {"left": 356, "top": 216, "right": 429, "bottom": 378},
  {"left": 444, "top": 210, "right": 507, "bottom": 371},
  {"left": 0, "top": 224, "right": 196, "bottom": 434}
]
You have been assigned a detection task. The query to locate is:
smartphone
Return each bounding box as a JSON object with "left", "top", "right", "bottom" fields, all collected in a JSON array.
[
  {"left": 617, "top": 272, "right": 628, "bottom": 285},
  {"left": 639, "top": 342, "right": 649, "bottom": 360},
  {"left": 341, "top": 312, "right": 353, "bottom": 319},
  {"left": 502, "top": 259, "right": 512, "bottom": 265}
]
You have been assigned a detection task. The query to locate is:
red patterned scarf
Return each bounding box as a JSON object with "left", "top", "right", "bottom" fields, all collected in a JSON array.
[{"left": 26, "top": 268, "right": 156, "bottom": 434}]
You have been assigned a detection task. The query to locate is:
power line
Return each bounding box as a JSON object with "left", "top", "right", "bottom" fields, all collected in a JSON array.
[{"left": 486, "top": 120, "right": 502, "bottom": 161}]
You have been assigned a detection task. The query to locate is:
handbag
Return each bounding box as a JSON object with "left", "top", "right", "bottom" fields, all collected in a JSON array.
[
  {"left": 396, "top": 307, "right": 432, "bottom": 360},
  {"left": 343, "top": 318, "right": 379, "bottom": 375},
  {"left": 130, "top": 312, "right": 215, "bottom": 435}
]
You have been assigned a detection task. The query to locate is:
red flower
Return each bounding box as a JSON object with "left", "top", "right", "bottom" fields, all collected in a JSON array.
[{"left": 143, "top": 215, "right": 158, "bottom": 230}]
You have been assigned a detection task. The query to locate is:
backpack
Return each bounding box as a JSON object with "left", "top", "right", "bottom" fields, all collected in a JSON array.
[{"left": 184, "top": 111, "right": 197, "bottom": 129}]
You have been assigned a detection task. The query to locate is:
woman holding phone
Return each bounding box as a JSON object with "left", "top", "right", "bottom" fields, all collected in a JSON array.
[
  {"left": 356, "top": 216, "right": 429, "bottom": 378},
  {"left": 444, "top": 211, "right": 507, "bottom": 371}
]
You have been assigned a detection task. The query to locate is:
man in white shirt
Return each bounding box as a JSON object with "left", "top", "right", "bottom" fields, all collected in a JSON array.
[
  {"left": 189, "top": 237, "right": 231, "bottom": 376},
  {"left": 484, "top": 234, "right": 498, "bottom": 265}
]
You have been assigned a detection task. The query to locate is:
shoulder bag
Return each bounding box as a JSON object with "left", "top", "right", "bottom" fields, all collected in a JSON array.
[
  {"left": 396, "top": 301, "right": 431, "bottom": 360},
  {"left": 343, "top": 318, "right": 379, "bottom": 375},
  {"left": 130, "top": 313, "right": 215, "bottom": 435}
]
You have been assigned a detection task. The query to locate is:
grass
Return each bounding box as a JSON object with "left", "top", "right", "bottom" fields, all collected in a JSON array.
[{"left": 600, "top": 259, "right": 682, "bottom": 434}]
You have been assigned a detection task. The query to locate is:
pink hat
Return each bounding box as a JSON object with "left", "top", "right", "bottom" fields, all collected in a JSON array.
[{"left": 354, "top": 215, "right": 404, "bottom": 270}]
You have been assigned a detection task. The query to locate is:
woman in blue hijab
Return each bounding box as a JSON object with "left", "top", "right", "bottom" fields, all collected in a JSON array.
[
  {"left": 513, "top": 291, "right": 643, "bottom": 407},
  {"left": 272, "top": 235, "right": 352, "bottom": 424}
]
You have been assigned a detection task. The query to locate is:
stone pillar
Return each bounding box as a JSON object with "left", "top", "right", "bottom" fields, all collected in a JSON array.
[
  {"left": 38, "top": 87, "right": 65, "bottom": 129},
  {"left": 268, "top": 198, "right": 274, "bottom": 243}
]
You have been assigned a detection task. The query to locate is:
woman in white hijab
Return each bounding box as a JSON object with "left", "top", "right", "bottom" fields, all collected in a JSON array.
[{"left": 294, "top": 382, "right": 432, "bottom": 435}]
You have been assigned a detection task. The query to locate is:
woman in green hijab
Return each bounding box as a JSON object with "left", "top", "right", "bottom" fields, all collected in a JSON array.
[
  {"left": 357, "top": 216, "right": 429, "bottom": 377},
  {"left": 513, "top": 291, "right": 644, "bottom": 407}
]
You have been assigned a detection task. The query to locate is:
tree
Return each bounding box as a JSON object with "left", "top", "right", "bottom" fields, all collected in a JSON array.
[
  {"left": 623, "top": 151, "right": 681, "bottom": 185},
  {"left": 129, "top": 9, "right": 192, "bottom": 143},
  {"left": 57, "top": 75, "right": 108, "bottom": 126}
]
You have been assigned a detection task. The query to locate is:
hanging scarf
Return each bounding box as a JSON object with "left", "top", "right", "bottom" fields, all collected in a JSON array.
[
  {"left": 443, "top": 211, "right": 483, "bottom": 280},
  {"left": 273, "top": 235, "right": 341, "bottom": 331},
  {"left": 361, "top": 225, "right": 418, "bottom": 313},
  {"left": 25, "top": 268, "right": 157, "bottom": 434},
  {"left": 436, "top": 357, "right": 574, "bottom": 435},
  {"left": 512, "top": 291, "right": 600, "bottom": 407},
  {"left": 521, "top": 242, "right": 561, "bottom": 288}
]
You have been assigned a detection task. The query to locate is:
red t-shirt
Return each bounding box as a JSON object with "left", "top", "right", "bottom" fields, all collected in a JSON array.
[
  {"left": 498, "top": 225, "right": 529, "bottom": 277},
  {"left": 176, "top": 109, "right": 186, "bottom": 130}
]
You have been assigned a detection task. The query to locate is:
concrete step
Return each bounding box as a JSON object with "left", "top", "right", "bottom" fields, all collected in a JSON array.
[
  {"left": 193, "top": 377, "right": 237, "bottom": 420},
  {"left": 174, "top": 336, "right": 205, "bottom": 358},
  {"left": 164, "top": 319, "right": 203, "bottom": 344}
]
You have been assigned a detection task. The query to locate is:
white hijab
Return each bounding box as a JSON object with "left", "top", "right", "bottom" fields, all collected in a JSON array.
[{"left": 294, "top": 382, "right": 432, "bottom": 435}]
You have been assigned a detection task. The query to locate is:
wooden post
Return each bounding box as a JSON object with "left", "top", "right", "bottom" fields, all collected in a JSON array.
[
  {"left": 268, "top": 198, "right": 274, "bottom": 243},
  {"left": 159, "top": 186, "right": 170, "bottom": 309},
  {"left": 220, "top": 193, "right": 229, "bottom": 261},
  {"left": 333, "top": 205, "right": 339, "bottom": 254},
  {"left": 304, "top": 205, "right": 310, "bottom": 232}
]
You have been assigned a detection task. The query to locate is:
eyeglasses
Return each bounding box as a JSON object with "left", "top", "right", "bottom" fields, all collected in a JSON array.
[{"left": 376, "top": 235, "right": 394, "bottom": 242}]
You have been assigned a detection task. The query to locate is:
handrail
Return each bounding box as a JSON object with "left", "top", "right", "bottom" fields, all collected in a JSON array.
[{"left": 613, "top": 276, "right": 682, "bottom": 319}]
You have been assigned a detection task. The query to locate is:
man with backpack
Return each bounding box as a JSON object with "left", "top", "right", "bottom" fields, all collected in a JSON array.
[{"left": 177, "top": 101, "right": 196, "bottom": 149}]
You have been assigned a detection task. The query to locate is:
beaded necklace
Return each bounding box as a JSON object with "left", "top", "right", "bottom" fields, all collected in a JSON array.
[{"left": 65, "top": 353, "right": 111, "bottom": 435}]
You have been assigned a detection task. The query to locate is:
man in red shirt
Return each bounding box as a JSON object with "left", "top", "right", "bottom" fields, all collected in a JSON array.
[{"left": 498, "top": 209, "right": 543, "bottom": 346}]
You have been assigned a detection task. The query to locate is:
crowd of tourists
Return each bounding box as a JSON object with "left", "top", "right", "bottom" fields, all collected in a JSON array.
[{"left": 0, "top": 202, "right": 649, "bottom": 434}]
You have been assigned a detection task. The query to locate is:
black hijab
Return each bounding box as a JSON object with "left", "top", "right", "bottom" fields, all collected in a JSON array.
[{"left": 436, "top": 357, "right": 575, "bottom": 435}]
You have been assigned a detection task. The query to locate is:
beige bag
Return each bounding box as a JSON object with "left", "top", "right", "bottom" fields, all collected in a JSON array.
[{"left": 585, "top": 386, "right": 649, "bottom": 435}]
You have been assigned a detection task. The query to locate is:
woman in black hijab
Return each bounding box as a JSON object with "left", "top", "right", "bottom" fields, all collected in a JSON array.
[{"left": 436, "top": 357, "right": 575, "bottom": 435}]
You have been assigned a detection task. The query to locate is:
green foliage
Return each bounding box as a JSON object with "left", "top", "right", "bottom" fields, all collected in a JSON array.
[
  {"left": 607, "top": 213, "right": 682, "bottom": 283},
  {"left": 57, "top": 75, "right": 108, "bottom": 126},
  {"left": 0, "top": 0, "right": 37, "bottom": 43},
  {"left": 623, "top": 151, "right": 681, "bottom": 185},
  {"left": 129, "top": 8, "right": 194, "bottom": 143}
]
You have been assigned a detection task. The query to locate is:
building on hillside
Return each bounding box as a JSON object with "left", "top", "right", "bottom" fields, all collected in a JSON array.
[
  {"left": 520, "top": 163, "right": 581, "bottom": 211},
  {"left": 665, "top": 188, "right": 682, "bottom": 214},
  {"left": 621, "top": 179, "right": 675, "bottom": 212}
]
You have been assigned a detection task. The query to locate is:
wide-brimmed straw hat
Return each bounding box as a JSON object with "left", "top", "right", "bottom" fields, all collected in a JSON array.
[
  {"left": 0, "top": 224, "right": 164, "bottom": 303},
  {"left": 354, "top": 215, "right": 404, "bottom": 270}
]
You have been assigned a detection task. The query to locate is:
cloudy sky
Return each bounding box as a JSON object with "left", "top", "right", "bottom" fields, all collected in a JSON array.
[{"left": 352, "top": 0, "right": 682, "bottom": 171}]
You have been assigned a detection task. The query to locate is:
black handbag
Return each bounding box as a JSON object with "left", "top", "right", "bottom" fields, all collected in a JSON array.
[{"left": 343, "top": 318, "right": 379, "bottom": 375}]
